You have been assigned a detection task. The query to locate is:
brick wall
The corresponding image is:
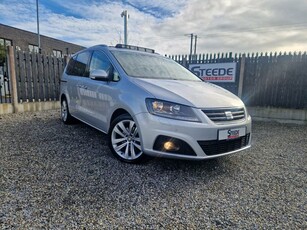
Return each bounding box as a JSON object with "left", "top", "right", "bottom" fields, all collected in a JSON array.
[{"left": 0, "top": 23, "right": 85, "bottom": 55}]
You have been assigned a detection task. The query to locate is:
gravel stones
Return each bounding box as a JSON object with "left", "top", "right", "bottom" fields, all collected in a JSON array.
[{"left": 0, "top": 110, "right": 306, "bottom": 228}]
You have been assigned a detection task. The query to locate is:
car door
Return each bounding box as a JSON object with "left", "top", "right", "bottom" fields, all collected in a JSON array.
[
  {"left": 78, "top": 51, "right": 116, "bottom": 132},
  {"left": 65, "top": 51, "right": 92, "bottom": 120}
]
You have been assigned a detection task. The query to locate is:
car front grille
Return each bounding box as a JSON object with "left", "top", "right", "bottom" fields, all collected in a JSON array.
[
  {"left": 202, "top": 107, "right": 245, "bottom": 123},
  {"left": 198, "top": 133, "right": 250, "bottom": 156}
]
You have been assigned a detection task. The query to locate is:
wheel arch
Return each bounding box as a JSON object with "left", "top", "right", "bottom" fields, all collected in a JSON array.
[
  {"left": 109, "top": 108, "right": 130, "bottom": 131},
  {"left": 60, "top": 93, "right": 67, "bottom": 103}
]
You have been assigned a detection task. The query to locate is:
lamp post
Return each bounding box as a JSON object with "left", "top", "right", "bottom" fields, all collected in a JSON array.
[
  {"left": 36, "top": 0, "right": 41, "bottom": 53},
  {"left": 121, "top": 10, "right": 128, "bottom": 45}
]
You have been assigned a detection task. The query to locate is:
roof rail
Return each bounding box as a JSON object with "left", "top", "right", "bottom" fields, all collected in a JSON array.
[{"left": 115, "top": 44, "right": 155, "bottom": 53}]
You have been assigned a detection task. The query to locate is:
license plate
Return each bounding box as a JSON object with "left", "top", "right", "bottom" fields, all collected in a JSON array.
[{"left": 218, "top": 127, "right": 246, "bottom": 140}]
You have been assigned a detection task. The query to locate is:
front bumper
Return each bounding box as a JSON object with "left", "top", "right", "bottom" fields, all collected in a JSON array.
[{"left": 134, "top": 111, "right": 252, "bottom": 160}]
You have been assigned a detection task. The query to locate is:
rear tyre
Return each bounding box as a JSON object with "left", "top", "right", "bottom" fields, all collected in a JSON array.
[
  {"left": 109, "top": 114, "right": 146, "bottom": 163},
  {"left": 61, "top": 98, "right": 74, "bottom": 124}
]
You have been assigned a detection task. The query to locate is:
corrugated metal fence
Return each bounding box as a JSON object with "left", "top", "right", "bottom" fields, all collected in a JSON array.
[
  {"left": 242, "top": 52, "right": 307, "bottom": 109},
  {"left": 169, "top": 52, "right": 307, "bottom": 109}
]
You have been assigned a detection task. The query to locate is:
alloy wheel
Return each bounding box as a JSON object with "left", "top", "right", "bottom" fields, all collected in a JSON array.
[
  {"left": 61, "top": 100, "right": 68, "bottom": 122},
  {"left": 111, "top": 119, "right": 143, "bottom": 160}
]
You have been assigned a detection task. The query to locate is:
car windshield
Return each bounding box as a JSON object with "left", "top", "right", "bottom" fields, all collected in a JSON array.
[{"left": 111, "top": 50, "right": 201, "bottom": 81}]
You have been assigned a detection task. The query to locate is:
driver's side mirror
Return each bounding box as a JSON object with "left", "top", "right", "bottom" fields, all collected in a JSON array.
[{"left": 90, "top": 69, "right": 109, "bottom": 81}]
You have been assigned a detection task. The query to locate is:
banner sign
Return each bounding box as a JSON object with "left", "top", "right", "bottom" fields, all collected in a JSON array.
[{"left": 189, "top": 62, "right": 236, "bottom": 82}]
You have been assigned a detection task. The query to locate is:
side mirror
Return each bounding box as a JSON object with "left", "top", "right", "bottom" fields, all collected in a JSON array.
[{"left": 90, "top": 69, "right": 109, "bottom": 81}]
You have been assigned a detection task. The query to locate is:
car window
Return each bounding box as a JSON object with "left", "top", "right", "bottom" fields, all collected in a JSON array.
[
  {"left": 111, "top": 50, "right": 201, "bottom": 81},
  {"left": 65, "top": 51, "right": 91, "bottom": 77},
  {"left": 65, "top": 55, "right": 77, "bottom": 76},
  {"left": 89, "top": 51, "right": 113, "bottom": 77}
]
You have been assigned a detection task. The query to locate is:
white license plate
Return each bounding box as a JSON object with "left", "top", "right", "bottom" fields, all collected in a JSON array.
[{"left": 218, "top": 127, "right": 246, "bottom": 140}]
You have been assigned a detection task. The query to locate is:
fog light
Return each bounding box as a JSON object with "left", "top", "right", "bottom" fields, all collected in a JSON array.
[
  {"left": 163, "top": 141, "right": 180, "bottom": 151},
  {"left": 153, "top": 135, "right": 196, "bottom": 156}
]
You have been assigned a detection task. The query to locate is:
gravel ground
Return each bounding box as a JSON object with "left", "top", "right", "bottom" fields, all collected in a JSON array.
[{"left": 0, "top": 110, "right": 306, "bottom": 229}]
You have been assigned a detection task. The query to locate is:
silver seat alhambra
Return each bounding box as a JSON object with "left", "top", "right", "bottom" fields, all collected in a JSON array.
[{"left": 60, "top": 44, "right": 252, "bottom": 163}]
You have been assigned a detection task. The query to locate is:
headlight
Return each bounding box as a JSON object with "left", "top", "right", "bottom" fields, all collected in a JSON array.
[{"left": 146, "top": 98, "right": 200, "bottom": 122}]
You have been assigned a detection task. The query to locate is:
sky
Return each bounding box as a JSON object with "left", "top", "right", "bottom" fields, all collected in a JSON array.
[{"left": 0, "top": 0, "right": 307, "bottom": 55}]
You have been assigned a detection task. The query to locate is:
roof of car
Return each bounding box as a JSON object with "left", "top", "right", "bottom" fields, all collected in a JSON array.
[{"left": 87, "top": 44, "right": 156, "bottom": 54}]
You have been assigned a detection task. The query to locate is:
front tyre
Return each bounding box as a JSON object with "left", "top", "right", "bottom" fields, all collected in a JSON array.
[
  {"left": 109, "top": 114, "right": 145, "bottom": 163},
  {"left": 61, "top": 98, "right": 74, "bottom": 124}
]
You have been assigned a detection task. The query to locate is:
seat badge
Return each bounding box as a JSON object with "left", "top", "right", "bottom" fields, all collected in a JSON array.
[{"left": 225, "top": 111, "right": 233, "bottom": 120}]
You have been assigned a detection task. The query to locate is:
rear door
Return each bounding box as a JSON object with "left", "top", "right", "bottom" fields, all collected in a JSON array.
[{"left": 65, "top": 51, "right": 92, "bottom": 120}]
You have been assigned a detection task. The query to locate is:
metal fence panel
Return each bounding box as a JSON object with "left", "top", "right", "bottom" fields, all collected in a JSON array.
[
  {"left": 171, "top": 52, "right": 307, "bottom": 109},
  {"left": 242, "top": 52, "right": 307, "bottom": 109}
]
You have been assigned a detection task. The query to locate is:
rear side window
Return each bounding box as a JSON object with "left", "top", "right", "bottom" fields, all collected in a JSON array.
[
  {"left": 65, "top": 56, "right": 77, "bottom": 75},
  {"left": 65, "top": 51, "right": 91, "bottom": 76}
]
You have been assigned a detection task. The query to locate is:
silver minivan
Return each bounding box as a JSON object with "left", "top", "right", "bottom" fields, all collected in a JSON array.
[{"left": 60, "top": 44, "right": 252, "bottom": 163}]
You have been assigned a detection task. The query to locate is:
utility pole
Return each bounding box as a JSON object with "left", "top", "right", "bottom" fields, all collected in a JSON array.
[
  {"left": 194, "top": 35, "right": 197, "bottom": 55},
  {"left": 36, "top": 0, "right": 41, "bottom": 53},
  {"left": 121, "top": 10, "right": 129, "bottom": 45},
  {"left": 189, "top": 33, "right": 194, "bottom": 58},
  {"left": 185, "top": 33, "right": 198, "bottom": 60}
]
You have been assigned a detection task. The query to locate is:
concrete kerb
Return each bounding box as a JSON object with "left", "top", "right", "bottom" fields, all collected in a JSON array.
[
  {"left": 247, "top": 107, "right": 307, "bottom": 124},
  {"left": 0, "top": 101, "right": 60, "bottom": 114}
]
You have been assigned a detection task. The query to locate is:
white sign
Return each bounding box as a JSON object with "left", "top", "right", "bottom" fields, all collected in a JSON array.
[
  {"left": 218, "top": 127, "right": 246, "bottom": 140},
  {"left": 189, "top": 62, "right": 237, "bottom": 82}
]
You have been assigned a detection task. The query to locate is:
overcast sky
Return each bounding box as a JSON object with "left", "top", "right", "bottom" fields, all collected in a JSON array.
[{"left": 1, "top": 0, "right": 307, "bottom": 55}]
